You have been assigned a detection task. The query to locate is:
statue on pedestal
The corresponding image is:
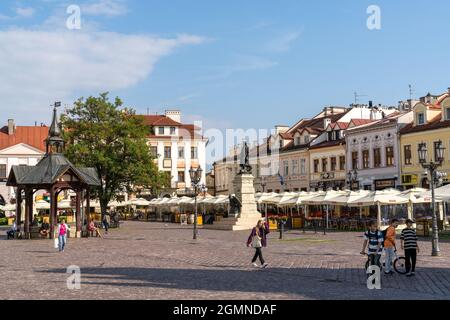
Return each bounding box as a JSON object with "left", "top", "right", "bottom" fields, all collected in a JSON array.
[{"left": 239, "top": 142, "right": 252, "bottom": 175}]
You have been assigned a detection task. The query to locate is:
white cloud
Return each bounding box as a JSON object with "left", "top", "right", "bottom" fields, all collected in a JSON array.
[
  {"left": 266, "top": 31, "right": 301, "bottom": 53},
  {"left": 15, "top": 7, "right": 35, "bottom": 18},
  {"left": 0, "top": 29, "right": 205, "bottom": 122},
  {"left": 82, "top": 0, "right": 128, "bottom": 17}
]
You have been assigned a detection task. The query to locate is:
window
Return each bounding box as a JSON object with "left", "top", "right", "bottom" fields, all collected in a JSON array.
[
  {"left": 164, "top": 146, "right": 171, "bottom": 159},
  {"left": 150, "top": 146, "right": 158, "bottom": 157},
  {"left": 339, "top": 156, "right": 345, "bottom": 170},
  {"left": 283, "top": 161, "right": 289, "bottom": 176},
  {"left": 279, "top": 140, "right": 283, "bottom": 149},
  {"left": 404, "top": 145, "right": 412, "bottom": 165},
  {"left": 417, "top": 112, "right": 425, "bottom": 125},
  {"left": 158, "top": 127, "right": 164, "bottom": 135},
  {"left": 295, "top": 137, "right": 301, "bottom": 145},
  {"left": 300, "top": 159, "right": 306, "bottom": 175},
  {"left": 314, "top": 159, "right": 319, "bottom": 173},
  {"left": 304, "top": 135, "right": 310, "bottom": 144},
  {"left": 362, "top": 150, "right": 370, "bottom": 169},
  {"left": 446, "top": 108, "right": 450, "bottom": 121},
  {"left": 374, "top": 148, "right": 381, "bottom": 168},
  {"left": 191, "top": 147, "right": 198, "bottom": 159},
  {"left": 351, "top": 152, "right": 358, "bottom": 170},
  {"left": 178, "top": 147, "right": 185, "bottom": 158},
  {"left": 178, "top": 171, "right": 185, "bottom": 183},
  {"left": 330, "top": 157, "right": 337, "bottom": 171},
  {"left": 292, "top": 160, "right": 299, "bottom": 175},
  {"left": 170, "top": 127, "right": 176, "bottom": 135},
  {"left": 386, "top": 146, "right": 394, "bottom": 166},
  {"left": 0, "top": 164, "right": 6, "bottom": 178},
  {"left": 327, "top": 132, "right": 333, "bottom": 142},
  {"left": 322, "top": 158, "right": 328, "bottom": 172}
]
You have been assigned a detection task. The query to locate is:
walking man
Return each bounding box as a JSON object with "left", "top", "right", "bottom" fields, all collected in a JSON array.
[
  {"left": 401, "top": 219, "right": 420, "bottom": 277},
  {"left": 383, "top": 219, "right": 399, "bottom": 275}
]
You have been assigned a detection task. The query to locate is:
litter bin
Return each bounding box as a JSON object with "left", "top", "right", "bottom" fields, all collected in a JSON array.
[{"left": 416, "top": 220, "right": 431, "bottom": 237}]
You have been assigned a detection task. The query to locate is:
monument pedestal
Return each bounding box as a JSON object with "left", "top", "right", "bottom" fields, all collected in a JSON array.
[{"left": 205, "top": 174, "right": 261, "bottom": 231}]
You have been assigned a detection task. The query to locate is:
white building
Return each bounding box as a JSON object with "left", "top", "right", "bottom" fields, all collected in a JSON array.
[
  {"left": 345, "top": 111, "right": 414, "bottom": 190},
  {"left": 0, "top": 120, "right": 48, "bottom": 203},
  {"left": 143, "top": 110, "right": 208, "bottom": 196}
]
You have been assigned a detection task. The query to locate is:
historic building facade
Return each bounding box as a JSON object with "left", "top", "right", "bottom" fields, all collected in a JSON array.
[
  {"left": 345, "top": 111, "right": 413, "bottom": 190},
  {"left": 0, "top": 120, "right": 48, "bottom": 203},
  {"left": 143, "top": 110, "right": 208, "bottom": 196},
  {"left": 400, "top": 90, "right": 450, "bottom": 189}
]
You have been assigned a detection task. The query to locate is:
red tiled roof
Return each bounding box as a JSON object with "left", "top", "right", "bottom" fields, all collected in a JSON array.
[
  {"left": 350, "top": 119, "right": 375, "bottom": 127},
  {"left": 0, "top": 126, "right": 48, "bottom": 152},
  {"left": 142, "top": 115, "right": 182, "bottom": 126},
  {"left": 329, "top": 122, "right": 349, "bottom": 130},
  {"left": 400, "top": 114, "right": 450, "bottom": 134},
  {"left": 279, "top": 132, "right": 293, "bottom": 140}
]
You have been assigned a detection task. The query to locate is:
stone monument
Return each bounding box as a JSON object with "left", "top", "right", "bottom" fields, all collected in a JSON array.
[{"left": 205, "top": 142, "right": 262, "bottom": 231}]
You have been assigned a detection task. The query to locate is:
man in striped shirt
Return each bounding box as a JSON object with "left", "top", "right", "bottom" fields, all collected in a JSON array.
[{"left": 401, "top": 219, "right": 420, "bottom": 277}]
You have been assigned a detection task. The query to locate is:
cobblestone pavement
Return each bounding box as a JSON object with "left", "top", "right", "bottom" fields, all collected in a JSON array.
[{"left": 1, "top": 222, "right": 450, "bottom": 300}]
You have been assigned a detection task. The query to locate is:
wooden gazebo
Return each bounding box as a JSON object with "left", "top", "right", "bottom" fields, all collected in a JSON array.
[{"left": 7, "top": 104, "right": 100, "bottom": 239}]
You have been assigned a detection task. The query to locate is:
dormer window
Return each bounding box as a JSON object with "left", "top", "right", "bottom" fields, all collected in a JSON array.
[
  {"left": 158, "top": 127, "right": 164, "bottom": 134},
  {"left": 417, "top": 112, "right": 425, "bottom": 125},
  {"left": 446, "top": 108, "right": 450, "bottom": 121},
  {"left": 295, "top": 136, "right": 301, "bottom": 146},
  {"left": 170, "top": 127, "right": 176, "bottom": 135},
  {"left": 304, "top": 135, "right": 309, "bottom": 144}
]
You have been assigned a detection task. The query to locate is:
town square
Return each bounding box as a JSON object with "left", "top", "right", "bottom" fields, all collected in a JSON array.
[{"left": 1, "top": 0, "right": 450, "bottom": 306}]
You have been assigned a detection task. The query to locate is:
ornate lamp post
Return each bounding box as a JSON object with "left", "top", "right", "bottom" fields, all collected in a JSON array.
[
  {"left": 347, "top": 170, "right": 359, "bottom": 191},
  {"left": 417, "top": 141, "right": 445, "bottom": 257},
  {"left": 189, "top": 166, "right": 203, "bottom": 240}
]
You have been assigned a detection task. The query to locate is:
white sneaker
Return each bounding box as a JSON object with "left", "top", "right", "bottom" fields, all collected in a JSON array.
[
  {"left": 252, "top": 263, "right": 258, "bottom": 268},
  {"left": 262, "top": 263, "right": 269, "bottom": 269}
]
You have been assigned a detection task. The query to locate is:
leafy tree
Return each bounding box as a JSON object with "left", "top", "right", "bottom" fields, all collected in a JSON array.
[{"left": 62, "top": 92, "right": 165, "bottom": 216}]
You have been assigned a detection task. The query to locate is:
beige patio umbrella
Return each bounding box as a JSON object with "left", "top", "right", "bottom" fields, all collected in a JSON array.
[{"left": 35, "top": 200, "right": 50, "bottom": 210}]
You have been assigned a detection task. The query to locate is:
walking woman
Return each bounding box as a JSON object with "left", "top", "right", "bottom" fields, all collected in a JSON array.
[
  {"left": 247, "top": 219, "right": 270, "bottom": 268},
  {"left": 56, "top": 219, "right": 70, "bottom": 253}
]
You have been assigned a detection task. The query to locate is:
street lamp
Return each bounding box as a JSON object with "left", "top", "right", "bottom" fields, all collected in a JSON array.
[
  {"left": 347, "top": 170, "right": 359, "bottom": 191},
  {"left": 189, "top": 166, "right": 203, "bottom": 240},
  {"left": 417, "top": 140, "right": 446, "bottom": 257}
]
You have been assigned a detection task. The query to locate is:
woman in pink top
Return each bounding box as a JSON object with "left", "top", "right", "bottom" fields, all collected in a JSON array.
[{"left": 57, "top": 219, "right": 70, "bottom": 252}]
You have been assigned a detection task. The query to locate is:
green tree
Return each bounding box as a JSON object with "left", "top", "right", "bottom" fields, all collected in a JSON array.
[{"left": 62, "top": 92, "right": 165, "bottom": 216}]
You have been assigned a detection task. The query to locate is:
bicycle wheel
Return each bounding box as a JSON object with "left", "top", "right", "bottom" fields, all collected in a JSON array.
[{"left": 394, "top": 257, "right": 407, "bottom": 274}]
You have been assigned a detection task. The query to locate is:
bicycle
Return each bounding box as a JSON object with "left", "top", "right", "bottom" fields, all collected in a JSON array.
[
  {"left": 363, "top": 249, "right": 407, "bottom": 275},
  {"left": 362, "top": 252, "right": 383, "bottom": 275}
]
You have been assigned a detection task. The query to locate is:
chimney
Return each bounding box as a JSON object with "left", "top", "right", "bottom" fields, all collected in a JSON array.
[
  {"left": 323, "top": 118, "right": 332, "bottom": 129},
  {"left": 369, "top": 101, "right": 373, "bottom": 108},
  {"left": 165, "top": 110, "right": 181, "bottom": 123},
  {"left": 7, "top": 119, "right": 15, "bottom": 135}
]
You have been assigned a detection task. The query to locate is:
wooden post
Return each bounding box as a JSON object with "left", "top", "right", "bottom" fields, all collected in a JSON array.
[
  {"left": 76, "top": 190, "right": 81, "bottom": 237},
  {"left": 86, "top": 188, "right": 91, "bottom": 224},
  {"left": 16, "top": 187, "right": 22, "bottom": 229},
  {"left": 49, "top": 188, "right": 56, "bottom": 239},
  {"left": 25, "top": 188, "right": 33, "bottom": 238}
]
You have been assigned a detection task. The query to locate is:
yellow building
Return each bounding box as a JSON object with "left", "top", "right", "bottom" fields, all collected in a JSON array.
[{"left": 400, "top": 90, "right": 450, "bottom": 189}]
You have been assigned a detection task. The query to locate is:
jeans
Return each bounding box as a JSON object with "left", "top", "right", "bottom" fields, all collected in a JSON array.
[
  {"left": 252, "top": 247, "right": 265, "bottom": 265},
  {"left": 103, "top": 222, "right": 109, "bottom": 233},
  {"left": 384, "top": 247, "right": 395, "bottom": 273},
  {"left": 405, "top": 249, "right": 417, "bottom": 273},
  {"left": 58, "top": 235, "right": 67, "bottom": 252}
]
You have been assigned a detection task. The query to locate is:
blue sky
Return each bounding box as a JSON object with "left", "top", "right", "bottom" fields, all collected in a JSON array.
[{"left": 1, "top": 0, "right": 450, "bottom": 134}]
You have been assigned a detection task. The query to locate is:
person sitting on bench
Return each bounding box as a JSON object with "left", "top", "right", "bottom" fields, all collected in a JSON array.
[
  {"left": 6, "top": 221, "right": 18, "bottom": 240},
  {"left": 88, "top": 220, "right": 103, "bottom": 238},
  {"left": 39, "top": 221, "right": 50, "bottom": 238}
]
